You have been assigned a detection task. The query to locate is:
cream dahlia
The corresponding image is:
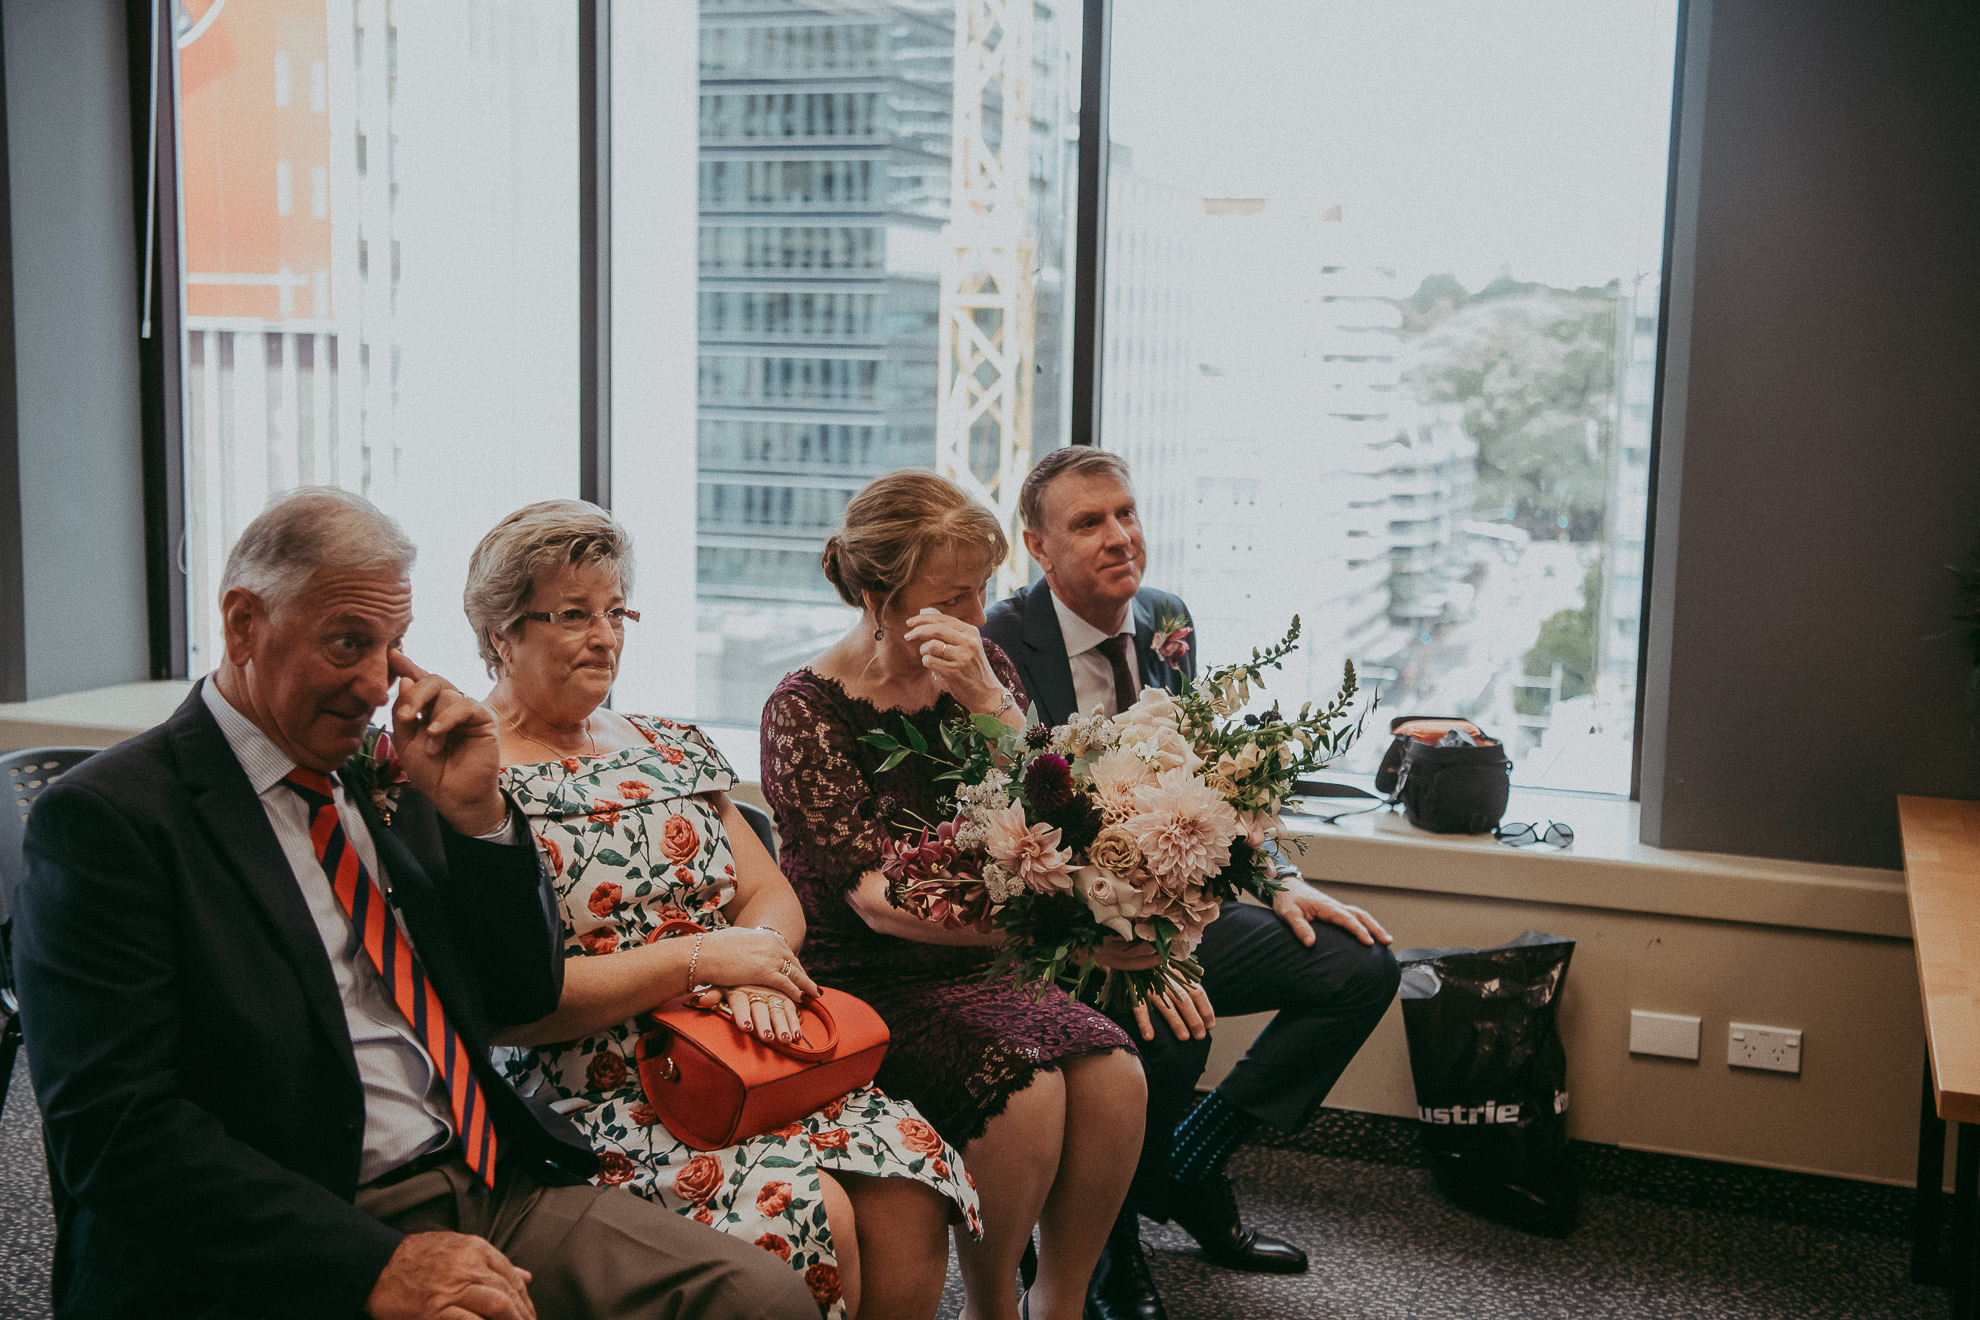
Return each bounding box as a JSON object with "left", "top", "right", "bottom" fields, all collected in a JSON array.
[{"left": 1124, "top": 768, "right": 1242, "bottom": 889}]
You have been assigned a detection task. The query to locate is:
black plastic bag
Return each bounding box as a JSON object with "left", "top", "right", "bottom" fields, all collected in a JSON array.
[{"left": 1396, "top": 930, "right": 1577, "bottom": 1234}]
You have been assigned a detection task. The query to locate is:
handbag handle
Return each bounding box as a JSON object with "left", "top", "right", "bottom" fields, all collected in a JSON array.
[{"left": 648, "top": 918, "right": 839, "bottom": 1061}]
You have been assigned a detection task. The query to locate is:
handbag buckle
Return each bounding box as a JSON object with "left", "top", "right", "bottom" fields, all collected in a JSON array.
[{"left": 653, "top": 1052, "right": 679, "bottom": 1084}]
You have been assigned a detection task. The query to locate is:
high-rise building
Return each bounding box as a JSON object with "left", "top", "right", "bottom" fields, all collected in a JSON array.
[
  {"left": 1179, "top": 206, "right": 1471, "bottom": 718},
  {"left": 1100, "top": 145, "right": 1195, "bottom": 588},
  {"left": 693, "top": 0, "right": 1076, "bottom": 724},
  {"left": 1598, "top": 275, "right": 1658, "bottom": 706},
  {"left": 177, "top": 1, "right": 582, "bottom": 688}
]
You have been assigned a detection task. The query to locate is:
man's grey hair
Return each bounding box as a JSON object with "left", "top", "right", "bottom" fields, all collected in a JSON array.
[
  {"left": 1017, "top": 446, "right": 1135, "bottom": 531},
  {"left": 464, "top": 499, "right": 634, "bottom": 677},
  {"left": 219, "top": 487, "right": 417, "bottom": 616}
]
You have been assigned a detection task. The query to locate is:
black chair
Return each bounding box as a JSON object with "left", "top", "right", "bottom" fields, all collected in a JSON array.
[
  {"left": 735, "top": 800, "right": 778, "bottom": 864},
  {"left": 0, "top": 746, "right": 98, "bottom": 1119}
]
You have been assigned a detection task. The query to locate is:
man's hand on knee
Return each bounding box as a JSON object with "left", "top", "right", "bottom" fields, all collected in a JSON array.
[
  {"left": 1271, "top": 878, "right": 1392, "bottom": 948},
  {"left": 366, "top": 1231, "right": 537, "bottom": 1320}
]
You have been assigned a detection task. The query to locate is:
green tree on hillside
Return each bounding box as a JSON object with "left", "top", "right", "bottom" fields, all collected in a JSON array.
[{"left": 1398, "top": 276, "right": 1619, "bottom": 541}]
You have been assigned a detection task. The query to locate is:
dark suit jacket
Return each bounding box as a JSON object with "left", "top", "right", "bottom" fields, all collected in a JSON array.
[
  {"left": 15, "top": 686, "right": 593, "bottom": 1320},
  {"left": 981, "top": 581, "right": 1198, "bottom": 728}
]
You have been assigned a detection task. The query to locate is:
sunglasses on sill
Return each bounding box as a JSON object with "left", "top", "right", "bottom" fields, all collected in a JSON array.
[{"left": 1494, "top": 820, "right": 1574, "bottom": 848}]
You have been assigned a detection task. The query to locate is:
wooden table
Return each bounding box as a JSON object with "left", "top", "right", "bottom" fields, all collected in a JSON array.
[{"left": 1899, "top": 795, "right": 1980, "bottom": 1315}]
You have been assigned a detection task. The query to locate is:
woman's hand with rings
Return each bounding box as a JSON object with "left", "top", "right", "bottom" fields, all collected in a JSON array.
[
  {"left": 707, "top": 984, "right": 799, "bottom": 1044},
  {"left": 902, "top": 607, "right": 1003, "bottom": 712},
  {"left": 691, "top": 926, "right": 820, "bottom": 1008}
]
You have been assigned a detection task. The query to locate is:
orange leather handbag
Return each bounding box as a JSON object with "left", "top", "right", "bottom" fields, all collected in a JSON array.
[{"left": 634, "top": 921, "right": 890, "bottom": 1151}]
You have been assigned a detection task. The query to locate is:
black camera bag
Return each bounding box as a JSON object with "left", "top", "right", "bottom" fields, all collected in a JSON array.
[{"left": 1373, "top": 716, "right": 1513, "bottom": 835}]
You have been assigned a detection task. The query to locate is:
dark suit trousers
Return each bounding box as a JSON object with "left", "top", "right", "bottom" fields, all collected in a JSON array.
[
  {"left": 1106, "top": 900, "right": 1401, "bottom": 1220},
  {"left": 357, "top": 1159, "right": 818, "bottom": 1319}
]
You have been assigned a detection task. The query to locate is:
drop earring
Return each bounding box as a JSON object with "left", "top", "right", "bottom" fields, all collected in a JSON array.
[{"left": 873, "top": 625, "right": 884, "bottom": 641}]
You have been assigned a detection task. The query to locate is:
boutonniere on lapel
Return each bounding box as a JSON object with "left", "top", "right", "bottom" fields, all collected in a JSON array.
[
  {"left": 350, "top": 727, "right": 409, "bottom": 826},
  {"left": 1151, "top": 611, "right": 1193, "bottom": 666}
]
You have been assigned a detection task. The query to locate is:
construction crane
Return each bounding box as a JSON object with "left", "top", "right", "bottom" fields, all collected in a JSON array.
[{"left": 935, "top": 0, "right": 1035, "bottom": 594}]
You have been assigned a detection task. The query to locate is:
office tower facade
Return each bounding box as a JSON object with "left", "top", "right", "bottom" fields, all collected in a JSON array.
[
  {"left": 1100, "top": 145, "right": 1195, "bottom": 589},
  {"left": 177, "top": 1, "right": 581, "bottom": 687},
  {"left": 694, "top": 0, "right": 1076, "bottom": 725}
]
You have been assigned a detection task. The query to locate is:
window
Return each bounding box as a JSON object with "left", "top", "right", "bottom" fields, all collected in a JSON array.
[
  {"left": 1104, "top": 0, "right": 1679, "bottom": 793},
  {"left": 177, "top": 0, "right": 579, "bottom": 689},
  {"left": 165, "top": 0, "right": 1678, "bottom": 797},
  {"left": 609, "top": 0, "right": 1083, "bottom": 729}
]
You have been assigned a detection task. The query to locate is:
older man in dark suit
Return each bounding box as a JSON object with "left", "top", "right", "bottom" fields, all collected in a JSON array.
[
  {"left": 983, "top": 448, "right": 1401, "bottom": 1320},
  {"left": 15, "top": 489, "right": 813, "bottom": 1320}
]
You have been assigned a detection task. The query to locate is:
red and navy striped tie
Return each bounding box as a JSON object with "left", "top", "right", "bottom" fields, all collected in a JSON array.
[{"left": 284, "top": 769, "right": 498, "bottom": 1188}]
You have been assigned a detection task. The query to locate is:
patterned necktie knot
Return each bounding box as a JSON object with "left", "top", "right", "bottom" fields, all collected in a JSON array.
[{"left": 284, "top": 767, "right": 337, "bottom": 806}]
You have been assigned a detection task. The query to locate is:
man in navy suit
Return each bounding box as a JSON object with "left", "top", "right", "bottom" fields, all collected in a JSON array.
[
  {"left": 16, "top": 489, "right": 813, "bottom": 1320},
  {"left": 983, "top": 448, "right": 1400, "bottom": 1320}
]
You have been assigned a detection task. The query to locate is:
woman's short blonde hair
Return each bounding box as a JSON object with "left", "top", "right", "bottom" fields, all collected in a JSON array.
[
  {"left": 465, "top": 499, "right": 633, "bottom": 676},
  {"left": 822, "top": 469, "right": 1008, "bottom": 618}
]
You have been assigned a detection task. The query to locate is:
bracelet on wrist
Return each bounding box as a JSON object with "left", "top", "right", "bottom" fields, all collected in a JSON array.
[
  {"left": 980, "top": 688, "right": 1016, "bottom": 720},
  {"left": 686, "top": 931, "right": 705, "bottom": 987}
]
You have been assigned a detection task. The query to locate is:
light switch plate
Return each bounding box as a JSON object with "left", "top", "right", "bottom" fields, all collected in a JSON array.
[
  {"left": 1728, "top": 1022, "right": 1802, "bottom": 1074},
  {"left": 1629, "top": 1010, "right": 1701, "bottom": 1060}
]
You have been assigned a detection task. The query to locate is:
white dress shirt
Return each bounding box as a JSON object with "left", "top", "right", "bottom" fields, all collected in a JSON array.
[
  {"left": 1050, "top": 590, "right": 1135, "bottom": 719},
  {"left": 200, "top": 680, "right": 454, "bottom": 1182}
]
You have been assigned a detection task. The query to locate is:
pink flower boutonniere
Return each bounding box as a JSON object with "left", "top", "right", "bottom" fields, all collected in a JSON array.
[
  {"left": 351, "top": 727, "right": 410, "bottom": 825},
  {"left": 1152, "top": 612, "right": 1193, "bottom": 666}
]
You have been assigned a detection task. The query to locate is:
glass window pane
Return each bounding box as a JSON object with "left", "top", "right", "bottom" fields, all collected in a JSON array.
[
  {"left": 177, "top": 0, "right": 579, "bottom": 690},
  {"left": 611, "top": 1, "right": 1082, "bottom": 738},
  {"left": 1105, "top": 0, "right": 1678, "bottom": 793}
]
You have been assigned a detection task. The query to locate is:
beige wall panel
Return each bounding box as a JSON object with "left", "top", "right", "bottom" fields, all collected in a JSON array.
[{"left": 1200, "top": 880, "right": 1925, "bottom": 1185}]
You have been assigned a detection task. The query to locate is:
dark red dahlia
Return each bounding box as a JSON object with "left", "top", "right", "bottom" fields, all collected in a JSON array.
[
  {"left": 1023, "top": 754, "right": 1076, "bottom": 816},
  {"left": 1045, "top": 793, "right": 1105, "bottom": 855}
]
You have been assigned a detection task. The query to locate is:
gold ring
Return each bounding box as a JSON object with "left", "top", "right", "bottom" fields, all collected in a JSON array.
[
  {"left": 747, "top": 995, "right": 766, "bottom": 1007},
  {"left": 780, "top": 959, "right": 794, "bottom": 977}
]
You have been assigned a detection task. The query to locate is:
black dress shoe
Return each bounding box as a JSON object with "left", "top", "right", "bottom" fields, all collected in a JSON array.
[
  {"left": 1084, "top": 1227, "right": 1169, "bottom": 1320},
  {"left": 1168, "top": 1172, "right": 1309, "bottom": 1274}
]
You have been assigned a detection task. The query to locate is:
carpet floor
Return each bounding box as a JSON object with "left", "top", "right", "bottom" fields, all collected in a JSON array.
[{"left": 0, "top": 1064, "right": 1951, "bottom": 1319}]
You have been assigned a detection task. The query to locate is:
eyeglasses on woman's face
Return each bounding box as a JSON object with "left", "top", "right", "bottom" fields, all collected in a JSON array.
[{"left": 521, "top": 606, "right": 641, "bottom": 634}]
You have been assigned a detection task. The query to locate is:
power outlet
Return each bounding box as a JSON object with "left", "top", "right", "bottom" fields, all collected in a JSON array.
[{"left": 1728, "top": 1023, "right": 1801, "bottom": 1074}]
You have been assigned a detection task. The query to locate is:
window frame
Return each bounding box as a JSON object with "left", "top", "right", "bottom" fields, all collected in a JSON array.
[{"left": 140, "top": 0, "right": 1686, "bottom": 800}]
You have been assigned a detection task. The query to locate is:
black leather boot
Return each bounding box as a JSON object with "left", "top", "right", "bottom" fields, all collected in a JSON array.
[
  {"left": 1168, "top": 1171, "right": 1309, "bottom": 1274},
  {"left": 1084, "top": 1218, "right": 1168, "bottom": 1320}
]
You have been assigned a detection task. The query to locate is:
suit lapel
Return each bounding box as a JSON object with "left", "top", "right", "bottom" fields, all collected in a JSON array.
[
  {"left": 1019, "top": 583, "right": 1081, "bottom": 726},
  {"left": 1131, "top": 592, "right": 1179, "bottom": 696},
  {"left": 168, "top": 691, "right": 360, "bottom": 1084}
]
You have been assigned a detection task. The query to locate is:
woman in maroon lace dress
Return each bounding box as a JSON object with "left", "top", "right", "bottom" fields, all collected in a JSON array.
[{"left": 761, "top": 471, "right": 1146, "bottom": 1320}]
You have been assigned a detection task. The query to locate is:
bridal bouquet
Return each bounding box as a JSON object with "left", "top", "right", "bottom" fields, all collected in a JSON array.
[{"left": 864, "top": 618, "right": 1369, "bottom": 1009}]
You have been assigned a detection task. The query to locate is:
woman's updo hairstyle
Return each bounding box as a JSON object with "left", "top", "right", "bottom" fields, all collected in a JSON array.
[
  {"left": 465, "top": 498, "right": 633, "bottom": 676},
  {"left": 822, "top": 469, "right": 1009, "bottom": 620}
]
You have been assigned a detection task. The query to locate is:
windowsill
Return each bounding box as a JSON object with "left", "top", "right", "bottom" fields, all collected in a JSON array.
[
  {"left": 0, "top": 695, "right": 1905, "bottom": 942},
  {"left": 0, "top": 679, "right": 194, "bottom": 751},
  {"left": 1278, "top": 778, "right": 1908, "bottom": 940}
]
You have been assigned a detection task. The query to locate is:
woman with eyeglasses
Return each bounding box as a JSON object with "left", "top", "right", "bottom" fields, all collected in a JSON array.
[{"left": 464, "top": 500, "right": 978, "bottom": 1320}]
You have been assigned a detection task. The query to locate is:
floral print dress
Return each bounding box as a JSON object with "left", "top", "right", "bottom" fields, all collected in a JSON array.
[{"left": 492, "top": 715, "right": 979, "bottom": 1318}]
